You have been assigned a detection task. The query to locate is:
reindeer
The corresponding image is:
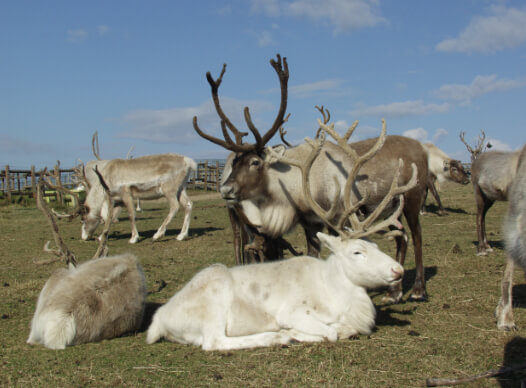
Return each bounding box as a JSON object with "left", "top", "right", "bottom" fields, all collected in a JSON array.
[
  {"left": 82, "top": 153, "right": 196, "bottom": 244},
  {"left": 27, "top": 176, "right": 147, "bottom": 349},
  {"left": 496, "top": 143, "right": 526, "bottom": 330},
  {"left": 460, "top": 131, "right": 520, "bottom": 255},
  {"left": 193, "top": 54, "right": 429, "bottom": 302},
  {"left": 421, "top": 143, "right": 470, "bottom": 215},
  {"left": 146, "top": 125, "right": 417, "bottom": 350}
]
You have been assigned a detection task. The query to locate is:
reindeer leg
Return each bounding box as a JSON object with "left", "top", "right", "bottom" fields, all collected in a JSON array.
[
  {"left": 153, "top": 194, "right": 179, "bottom": 242},
  {"left": 121, "top": 191, "right": 139, "bottom": 244},
  {"left": 383, "top": 226, "right": 408, "bottom": 304},
  {"left": 405, "top": 204, "right": 426, "bottom": 301},
  {"left": 175, "top": 189, "right": 192, "bottom": 241},
  {"left": 475, "top": 185, "right": 494, "bottom": 255},
  {"left": 496, "top": 256, "right": 517, "bottom": 330}
]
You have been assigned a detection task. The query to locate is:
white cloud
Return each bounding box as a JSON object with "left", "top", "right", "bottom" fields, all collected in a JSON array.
[
  {"left": 434, "top": 74, "right": 526, "bottom": 104},
  {"left": 432, "top": 128, "right": 448, "bottom": 143},
  {"left": 119, "top": 98, "right": 274, "bottom": 143},
  {"left": 402, "top": 128, "right": 428, "bottom": 143},
  {"left": 352, "top": 100, "right": 450, "bottom": 118},
  {"left": 251, "top": 0, "right": 385, "bottom": 34},
  {"left": 436, "top": 6, "right": 526, "bottom": 54},
  {"left": 67, "top": 29, "right": 88, "bottom": 42},
  {"left": 290, "top": 79, "right": 344, "bottom": 97},
  {"left": 258, "top": 30, "right": 274, "bottom": 46},
  {"left": 97, "top": 25, "right": 110, "bottom": 35},
  {"left": 486, "top": 137, "right": 513, "bottom": 152}
]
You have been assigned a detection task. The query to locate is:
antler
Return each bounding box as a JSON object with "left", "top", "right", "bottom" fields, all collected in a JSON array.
[
  {"left": 193, "top": 54, "right": 289, "bottom": 153},
  {"left": 34, "top": 173, "right": 77, "bottom": 266},
  {"left": 92, "top": 132, "right": 101, "bottom": 160},
  {"left": 268, "top": 119, "right": 417, "bottom": 240},
  {"left": 460, "top": 130, "right": 486, "bottom": 161},
  {"left": 314, "top": 105, "right": 331, "bottom": 138}
]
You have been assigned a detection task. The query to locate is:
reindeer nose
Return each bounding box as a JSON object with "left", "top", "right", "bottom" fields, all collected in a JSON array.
[
  {"left": 391, "top": 267, "right": 404, "bottom": 281},
  {"left": 220, "top": 185, "right": 235, "bottom": 199}
]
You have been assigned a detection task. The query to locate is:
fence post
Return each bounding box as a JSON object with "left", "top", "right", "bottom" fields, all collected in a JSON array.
[
  {"left": 204, "top": 160, "right": 209, "bottom": 191},
  {"left": 215, "top": 161, "right": 220, "bottom": 192},
  {"left": 5, "top": 165, "right": 11, "bottom": 203},
  {"left": 31, "top": 166, "right": 36, "bottom": 198}
]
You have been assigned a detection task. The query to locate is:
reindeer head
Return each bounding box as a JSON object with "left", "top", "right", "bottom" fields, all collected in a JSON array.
[
  {"left": 317, "top": 232, "right": 404, "bottom": 289},
  {"left": 193, "top": 55, "right": 289, "bottom": 204}
]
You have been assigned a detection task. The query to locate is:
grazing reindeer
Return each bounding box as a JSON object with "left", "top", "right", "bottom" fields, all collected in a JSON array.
[
  {"left": 82, "top": 153, "right": 196, "bottom": 244},
  {"left": 421, "top": 143, "right": 470, "bottom": 215},
  {"left": 27, "top": 178, "right": 147, "bottom": 349},
  {"left": 193, "top": 54, "right": 429, "bottom": 302},
  {"left": 496, "top": 143, "right": 526, "bottom": 330},
  {"left": 146, "top": 128, "right": 416, "bottom": 350},
  {"left": 460, "top": 131, "right": 520, "bottom": 255}
]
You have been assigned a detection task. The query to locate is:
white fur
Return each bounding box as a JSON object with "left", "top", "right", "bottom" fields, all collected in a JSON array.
[
  {"left": 27, "top": 254, "right": 147, "bottom": 349},
  {"left": 146, "top": 232, "right": 403, "bottom": 350}
]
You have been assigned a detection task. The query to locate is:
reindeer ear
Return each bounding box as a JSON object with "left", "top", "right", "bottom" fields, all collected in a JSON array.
[
  {"left": 317, "top": 232, "right": 341, "bottom": 253},
  {"left": 264, "top": 145, "right": 286, "bottom": 164}
]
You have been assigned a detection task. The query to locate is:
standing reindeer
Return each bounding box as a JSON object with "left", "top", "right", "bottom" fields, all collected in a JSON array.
[
  {"left": 27, "top": 177, "right": 147, "bottom": 349},
  {"left": 460, "top": 131, "right": 520, "bottom": 255},
  {"left": 146, "top": 125, "right": 416, "bottom": 350},
  {"left": 496, "top": 143, "right": 526, "bottom": 330},
  {"left": 193, "top": 54, "right": 429, "bottom": 302},
  {"left": 82, "top": 153, "right": 196, "bottom": 244},
  {"left": 421, "top": 143, "right": 470, "bottom": 215}
]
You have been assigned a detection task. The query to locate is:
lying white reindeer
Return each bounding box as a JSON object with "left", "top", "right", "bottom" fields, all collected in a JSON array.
[
  {"left": 146, "top": 232, "right": 403, "bottom": 350},
  {"left": 147, "top": 126, "right": 417, "bottom": 350},
  {"left": 28, "top": 254, "right": 147, "bottom": 349}
]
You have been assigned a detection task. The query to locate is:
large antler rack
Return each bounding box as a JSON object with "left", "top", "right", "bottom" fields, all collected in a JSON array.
[
  {"left": 268, "top": 119, "right": 417, "bottom": 240},
  {"left": 193, "top": 54, "right": 289, "bottom": 153}
]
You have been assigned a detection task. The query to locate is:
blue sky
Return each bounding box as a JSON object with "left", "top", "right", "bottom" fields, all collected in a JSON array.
[{"left": 2, "top": 0, "right": 526, "bottom": 169}]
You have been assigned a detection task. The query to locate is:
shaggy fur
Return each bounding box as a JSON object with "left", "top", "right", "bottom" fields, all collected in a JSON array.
[
  {"left": 496, "top": 144, "right": 526, "bottom": 330},
  {"left": 27, "top": 254, "right": 147, "bottom": 349},
  {"left": 146, "top": 232, "right": 403, "bottom": 351},
  {"left": 470, "top": 150, "right": 520, "bottom": 255}
]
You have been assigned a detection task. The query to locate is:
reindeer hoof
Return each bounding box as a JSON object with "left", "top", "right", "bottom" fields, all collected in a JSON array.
[
  {"left": 152, "top": 232, "right": 164, "bottom": 241},
  {"left": 497, "top": 322, "right": 518, "bottom": 331},
  {"left": 408, "top": 292, "right": 428, "bottom": 302},
  {"left": 382, "top": 292, "right": 403, "bottom": 305},
  {"left": 129, "top": 236, "right": 139, "bottom": 244},
  {"left": 176, "top": 234, "right": 187, "bottom": 241}
]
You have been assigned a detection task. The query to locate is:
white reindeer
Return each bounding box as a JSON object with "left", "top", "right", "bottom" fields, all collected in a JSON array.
[
  {"left": 146, "top": 128, "right": 417, "bottom": 351},
  {"left": 82, "top": 154, "right": 196, "bottom": 244},
  {"left": 27, "top": 254, "right": 147, "bottom": 349}
]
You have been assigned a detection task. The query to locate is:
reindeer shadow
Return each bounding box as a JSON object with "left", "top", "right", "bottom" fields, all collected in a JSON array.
[
  {"left": 109, "top": 227, "right": 222, "bottom": 242},
  {"left": 140, "top": 302, "right": 163, "bottom": 332},
  {"left": 471, "top": 240, "right": 505, "bottom": 252},
  {"left": 401, "top": 265, "right": 438, "bottom": 297},
  {"left": 497, "top": 336, "right": 526, "bottom": 387},
  {"left": 422, "top": 204, "right": 468, "bottom": 215}
]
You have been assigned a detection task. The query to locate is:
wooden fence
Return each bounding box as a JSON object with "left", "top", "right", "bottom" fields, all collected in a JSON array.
[{"left": 1, "top": 160, "right": 226, "bottom": 203}]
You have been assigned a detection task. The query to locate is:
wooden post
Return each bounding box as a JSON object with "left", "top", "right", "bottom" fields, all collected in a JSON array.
[
  {"left": 54, "top": 161, "right": 63, "bottom": 205},
  {"left": 204, "top": 160, "right": 209, "bottom": 191},
  {"left": 215, "top": 161, "right": 220, "bottom": 192},
  {"left": 31, "top": 166, "right": 36, "bottom": 199},
  {"left": 5, "top": 165, "right": 11, "bottom": 203}
]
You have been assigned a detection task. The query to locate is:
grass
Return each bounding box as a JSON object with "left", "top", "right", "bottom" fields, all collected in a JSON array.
[{"left": 1, "top": 184, "right": 525, "bottom": 387}]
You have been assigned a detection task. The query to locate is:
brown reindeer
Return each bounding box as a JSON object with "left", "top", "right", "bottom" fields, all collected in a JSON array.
[
  {"left": 460, "top": 131, "right": 520, "bottom": 255},
  {"left": 193, "top": 54, "right": 429, "bottom": 303}
]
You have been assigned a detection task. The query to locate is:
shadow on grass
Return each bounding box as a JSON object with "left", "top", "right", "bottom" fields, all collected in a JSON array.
[
  {"left": 423, "top": 204, "right": 469, "bottom": 215},
  {"left": 109, "top": 226, "right": 223, "bottom": 242},
  {"left": 498, "top": 336, "right": 526, "bottom": 387},
  {"left": 140, "top": 302, "right": 163, "bottom": 333}
]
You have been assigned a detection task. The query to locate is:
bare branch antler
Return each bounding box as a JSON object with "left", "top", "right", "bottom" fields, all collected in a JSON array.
[
  {"left": 460, "top": 130, "right": 486, "bottom": 162},
  {"left": 193, "top": 54, "right": 289, "bottom": 153},
  {"left": 314, "top": 105, "right": 331, "bottom": 138}
]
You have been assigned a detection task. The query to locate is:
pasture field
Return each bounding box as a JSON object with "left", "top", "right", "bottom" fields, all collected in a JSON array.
[{"left": 1, "top": 184, "right": 526, "bottom": 387}]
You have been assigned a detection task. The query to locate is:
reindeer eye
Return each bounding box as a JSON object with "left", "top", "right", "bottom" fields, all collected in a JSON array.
[{"left": 251, "top": 159, "right": 261, "bottom": 167}]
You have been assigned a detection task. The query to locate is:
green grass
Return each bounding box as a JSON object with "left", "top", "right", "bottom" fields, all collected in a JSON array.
[{"left": 1, "top": 184, "right": 525, "bottom": 387}]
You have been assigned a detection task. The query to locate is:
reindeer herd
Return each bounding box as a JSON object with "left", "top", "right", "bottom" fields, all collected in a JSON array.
[{"left": 27, "top": 54, "right": 526, "bottom": 352}]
